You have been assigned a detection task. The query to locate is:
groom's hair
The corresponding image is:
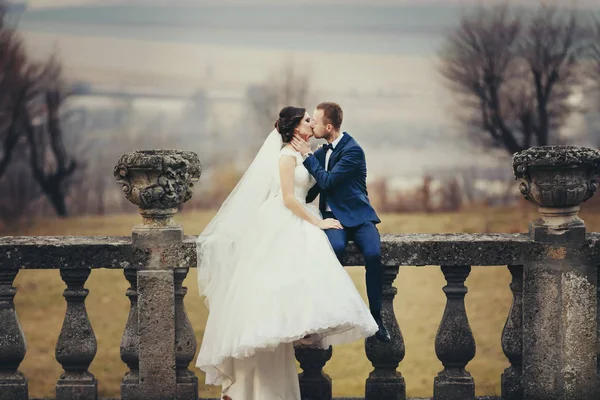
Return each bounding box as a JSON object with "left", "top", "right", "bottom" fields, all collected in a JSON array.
[{"left": 316, "top": 102, "right": 343, "bottom": 130}]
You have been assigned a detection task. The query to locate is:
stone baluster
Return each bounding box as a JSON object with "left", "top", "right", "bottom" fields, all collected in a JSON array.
[
  {"left": 365, "top": 265, "right": 406, "bottom": 400},
  {"left": 597, "top": 264, "right": 600, "bottom": 393},
  {"left": 295, "top": 345, "right": 333, "bottom": 400},
  {"left": 501, "top": 264, "right": 523, "bottom": 400},
  {"left": 0, "top": 269, "right": 28, "bottom": 400},
  {"left": 120, "top": 268, "right": 139, "bottom": 400},
  {"left": 513, "top": 146, "right": 599, "bottom": 399},
  {"left": 174, "top": 267, "right": 198, "bottom": 397},
  {"left": 55, "top": 268, "right": 98, "bottom": 400},
  {"left": 433, "top": 265, "right": 476, "bottom": 400},
  {"left": 115, "top": 149, "right": 201, "bottom": 400}
]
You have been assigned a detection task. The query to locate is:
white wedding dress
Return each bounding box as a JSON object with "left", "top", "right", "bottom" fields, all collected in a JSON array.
[{"left": 196, "top": 137, "right": 378, "bottom": 400}]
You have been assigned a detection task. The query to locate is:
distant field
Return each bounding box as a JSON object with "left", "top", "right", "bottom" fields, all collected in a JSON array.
[{"left": 10, "top": 206, "right": 600, "bottom": 398}]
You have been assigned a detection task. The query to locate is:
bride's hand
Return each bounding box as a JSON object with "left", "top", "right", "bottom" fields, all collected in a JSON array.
[
  {"left": 318, "top": 218, "right": 343, "bottom": 230},
  {"left": 291, "top": 134, "right": 311, "bottom": 156}
]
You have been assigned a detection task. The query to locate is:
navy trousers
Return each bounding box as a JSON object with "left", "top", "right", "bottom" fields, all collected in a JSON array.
[{"left": 322, "top": 211, "right": 383, "bottom": 314}]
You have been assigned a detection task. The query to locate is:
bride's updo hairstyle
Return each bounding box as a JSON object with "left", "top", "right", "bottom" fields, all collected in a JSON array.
[{"left": 274, "top": 106, "right": 306, "bottom": 143}]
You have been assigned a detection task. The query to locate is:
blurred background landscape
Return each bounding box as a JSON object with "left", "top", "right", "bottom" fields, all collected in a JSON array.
[{"left": 2, "top": 0, "right": 600, "bottom": 398}]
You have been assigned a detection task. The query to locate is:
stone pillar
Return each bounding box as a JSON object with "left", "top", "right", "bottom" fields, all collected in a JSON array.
[
  {"left": 0, "top": 269, "right": 28, "bottom": 400},
  {"left": 173, "top": 268, "right": 198, "bottom": 398},
  {"left": 115, "top": 149, "right": 201, "bottom": 400},
  {"left": 597, "top": 267, "right": 600, "bottom": 391},
  {"left": 513, "top": 146, "right": 600, "bottom": 399},
  {"left": 55, "top": 268, "right": 98, "bottom": 400},
  {"left": 365, "top": 265, "right": 406, "bottom": 400},
  {"left": 120, "top": 269, "right": 139, "bottom": 400},
  {"left": 433, "top": 265, "right": 475, "bottom": 400},
  {"left": 295, "top": 345, "right": 333, "bottom": 400},
  {"left": 501, "top": 265, "right": 523, "bottom": 400}
]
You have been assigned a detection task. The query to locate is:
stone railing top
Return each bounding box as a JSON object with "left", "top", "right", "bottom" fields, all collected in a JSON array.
[{"left": 2, "top": 233, "right": 600, "bottom": 270}]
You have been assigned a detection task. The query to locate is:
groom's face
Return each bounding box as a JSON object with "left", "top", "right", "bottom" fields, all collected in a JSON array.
[{"left": 312, "top": 108, "right": 330, "bottom": 140}]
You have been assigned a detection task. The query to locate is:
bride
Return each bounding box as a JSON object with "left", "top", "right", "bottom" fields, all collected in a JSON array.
[{"left": 196, "top": 106, "right": 378, "bottom": 400}]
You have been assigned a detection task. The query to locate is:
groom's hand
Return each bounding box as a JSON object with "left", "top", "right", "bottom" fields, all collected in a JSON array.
[{"left": 291, "top": 134, "right": 311, "bottom": 156}]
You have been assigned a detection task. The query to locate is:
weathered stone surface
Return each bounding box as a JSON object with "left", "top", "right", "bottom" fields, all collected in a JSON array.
[
  {"left": 114, "top": 149, "right": 201, "bottom": 228},
  {"left": 5, "top": 233, "right": 600, "bottom": 270},
  {"left": 0, "top": 236, "right": 131, "bottom": 269},
  {"left": 501, "top": 265, "right": 523, "bottom": 400},
  {"left": 597, "top": 268, "right": 600, "bottom": 391},
  {"left": 132, "top": 225, "right": 183, "bottom": 245},
  {"left": 562, "top": 265, "right": 597, "bottom": 398},
  {"left": 376, "top": 233, "right": 530, "bottom": 267},
  {"left": 521, "top": 244, "right": 598, "bottom": 399},
  {"left": 114, "top": 149, "right": 199, "bottom": 400},
  {"left": 513, "top": 146, "right": 600, "bottom": 180},
  {"left": 514, "top": 146, "right": 600, "bottom": 399},
  {"left": 131, "top": 225, "right": 191, "bottom": 272},
  {"left": 365, "top": 265, "right": 406, "bottom": 400},
  {"left": 137, "top": 270, "right": 176, "bottom": 400},
  {"left": 29, "top": 397, "right": 503, "bottom": 400},
  {"left": 295, "top": 345, "right": 333, "bottom": 400},
  {"left": 0, "top": 269, "right": 28, "bottom": 400},
  {"left": 173, "top": 268, "right": 198, "bottom": 398},
  {"left": 120, "top": 269, "right": 139, "bottom": 400},
  {"left": 433, "top": 265, "right": 475, "bottom": 400},
  {"left": 55, "top": 268, "right": 98, "bottom": 400},
  {"left": 513, "top": 145, "right": 600, "bottom": 242},
  {"left": 522, "top": 259, "right": 598, "bottom": 400},
  {"left": 114, "top": 150, "right": 201, "bottom": 210}
]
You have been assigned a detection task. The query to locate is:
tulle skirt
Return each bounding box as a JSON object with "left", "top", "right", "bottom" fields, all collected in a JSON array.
[{"left": 196, "top": 195, "right": 378, "bottom": 393}]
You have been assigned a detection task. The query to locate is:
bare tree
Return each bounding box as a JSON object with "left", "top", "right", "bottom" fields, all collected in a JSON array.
[
  {"left": 22, "top": 58, "right": 79, "bottom": 217},
  {"left": 246, "top": 61, "right": 312, "bottom": 139},
  {"left": 0, "top": 8, "right": 29, "bottom": 179},
  {"left": 590, "top": 18, "right": 600, "bottom": 86},
  {"left": 439, "top": 4, "right": 590, "bottom": 155},
  {"left": 60, "top": 106, "right": 94, "bottom": 215},
  {"left": 0, "top": 2, "right": 80, "bottom": 217},
  {"left": 0, "top": 144, "right": 40, "bottom": 233},
  {"left": 420, "top": 174, "right": 433, "bottom": 213},
  {"left": 588, "top": 17, "right": 600, "bottom": 125},
  {"left": 440, "top": 178, "right": 463, "bottom": 212}
]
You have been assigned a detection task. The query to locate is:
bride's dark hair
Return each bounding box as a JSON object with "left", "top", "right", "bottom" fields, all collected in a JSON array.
[{"left": 274, "top": 106, "right": 306, "bottom": 143}]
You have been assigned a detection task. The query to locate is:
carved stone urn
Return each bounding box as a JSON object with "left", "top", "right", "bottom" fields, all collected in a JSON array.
[
  {"left": 114, "top": 150, "right": 201, "bottom": 228},
  {"left": 512, "top": 145, "right": 600, "bottom": 242}
]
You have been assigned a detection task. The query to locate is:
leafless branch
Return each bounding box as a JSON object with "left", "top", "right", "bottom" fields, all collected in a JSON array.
[{"left": 439, "top": 3, "right": 590, "bottom": 156}]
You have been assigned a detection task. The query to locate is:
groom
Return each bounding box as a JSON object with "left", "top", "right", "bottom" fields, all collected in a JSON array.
[{"left": 291, "top": 102, "right": 390, "bottom": 342}]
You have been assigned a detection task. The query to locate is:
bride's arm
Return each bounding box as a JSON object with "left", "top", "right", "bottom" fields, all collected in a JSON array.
[{"left": 279, "top": 155, "right": 341, "bottom": 230}]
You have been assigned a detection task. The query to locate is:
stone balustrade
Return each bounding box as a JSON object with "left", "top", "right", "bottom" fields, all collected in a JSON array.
[{"left": 0, "top": 145, "right": 599, "bottom": 400}]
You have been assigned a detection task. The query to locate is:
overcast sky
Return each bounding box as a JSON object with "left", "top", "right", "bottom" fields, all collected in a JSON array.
[{"left": 24, "top": 0, "right": 600, "bottom": 10}]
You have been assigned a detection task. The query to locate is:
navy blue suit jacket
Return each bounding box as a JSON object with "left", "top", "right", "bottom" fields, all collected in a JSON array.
[{"left": 303, "top": 132, "right": 380, "bottom": 228}]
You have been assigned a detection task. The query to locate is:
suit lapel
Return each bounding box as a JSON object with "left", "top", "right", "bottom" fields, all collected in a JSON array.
[
  {"left": 316, "top": 147, "right": 326, "bottom": 167},
  {"left": 328, "top": 132, "right": 352, "bottom": 169}
]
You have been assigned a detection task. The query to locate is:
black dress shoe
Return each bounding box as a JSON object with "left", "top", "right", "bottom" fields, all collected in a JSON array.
[{"left": 374, "top": 316, "right": 391, "bottom": 342}]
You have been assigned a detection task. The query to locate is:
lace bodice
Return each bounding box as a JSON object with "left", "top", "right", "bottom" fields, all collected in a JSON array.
[{"left": 275, "top": 147, "right": 316, "bottom": 201}]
